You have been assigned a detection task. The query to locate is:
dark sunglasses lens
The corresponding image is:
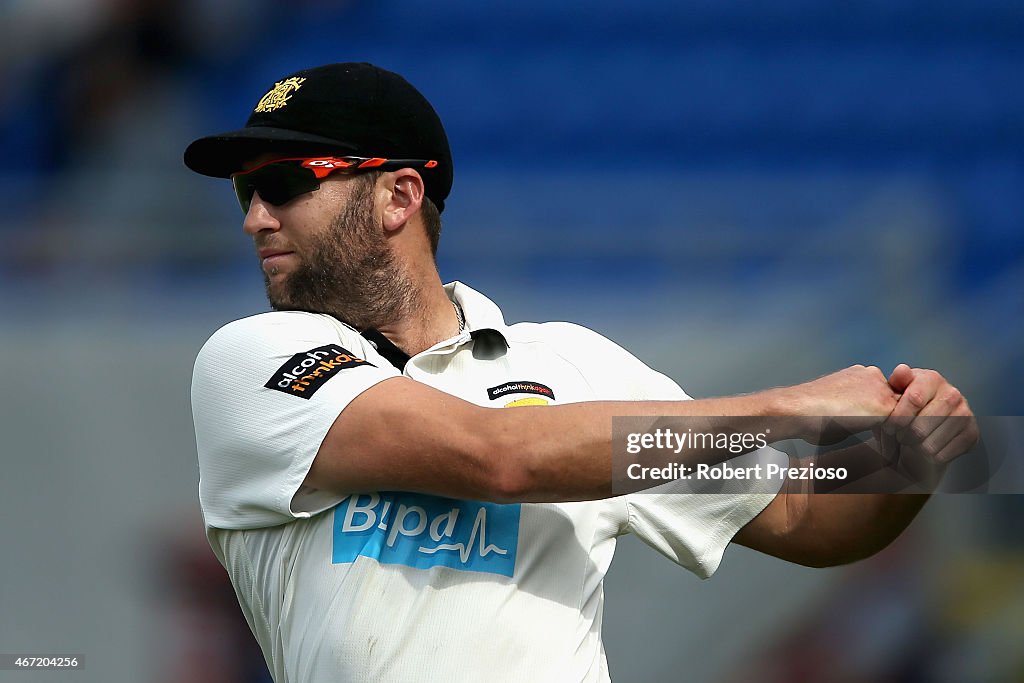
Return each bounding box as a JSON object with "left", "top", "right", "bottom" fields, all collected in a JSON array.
[
  {"left": 232, "top": 164, "right": 320, "bottom": 213},
  {"left": 232, "top": 176, "right": 255, "bottom": 213}
]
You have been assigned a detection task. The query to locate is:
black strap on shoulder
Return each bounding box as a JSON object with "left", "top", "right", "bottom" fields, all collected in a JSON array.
[{"left": 360, "top": 328, "right": 411, "bottom": 371}]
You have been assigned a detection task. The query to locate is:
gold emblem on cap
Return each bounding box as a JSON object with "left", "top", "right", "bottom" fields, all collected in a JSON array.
[{"left": 254, "top": 77, "right": 307, "bottom": 113}]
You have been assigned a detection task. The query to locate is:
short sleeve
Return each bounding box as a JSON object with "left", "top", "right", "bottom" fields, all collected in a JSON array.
[
  {"left": 538, "top": 322, "right": 786, "bottom": 578},
  {"left": 191, "top": 311, "right": 400, "bottom": 529},
  {"left": 623, "top": 446, "right": 787, "bottom": 579}
]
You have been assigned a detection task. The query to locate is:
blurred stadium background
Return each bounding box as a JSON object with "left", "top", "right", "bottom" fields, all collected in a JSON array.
[{"left": 1, "top": 1, "right": 1021, "bottom": 681}]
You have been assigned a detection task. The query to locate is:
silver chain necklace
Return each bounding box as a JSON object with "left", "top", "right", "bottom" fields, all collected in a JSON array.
[{"left": 452, "top": 301, "right": 465, "bottom": 333}]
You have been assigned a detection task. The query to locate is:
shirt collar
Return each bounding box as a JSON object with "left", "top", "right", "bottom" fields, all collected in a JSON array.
[
  {"left": 361, "top": 282, "right": 510, "bottom": 371},
  {"left": 444, "top": 281, "right": 510, "bottom": 350}
]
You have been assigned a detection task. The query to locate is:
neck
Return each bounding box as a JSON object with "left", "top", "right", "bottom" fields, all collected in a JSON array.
[{"left": 371, "top": 268, "right": 460, "bottom": 357}]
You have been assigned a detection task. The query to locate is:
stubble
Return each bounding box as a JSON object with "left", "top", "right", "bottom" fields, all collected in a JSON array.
[{"left": 264, "top": 177, "right": 420, "bottom": 330}]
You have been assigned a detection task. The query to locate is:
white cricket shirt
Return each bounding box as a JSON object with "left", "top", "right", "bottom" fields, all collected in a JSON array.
[{"left": 191, "top": 282, "right": 784, "bottom": 683}]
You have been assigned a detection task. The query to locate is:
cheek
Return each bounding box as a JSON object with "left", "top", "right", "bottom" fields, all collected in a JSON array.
[{"left": 278, "top": 217, "right": 327, "bottom": 252}]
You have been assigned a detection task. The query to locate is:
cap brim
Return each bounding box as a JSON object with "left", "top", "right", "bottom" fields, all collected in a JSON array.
[{"left": 183, "top": 126, "right": 360, "bottom": 178}]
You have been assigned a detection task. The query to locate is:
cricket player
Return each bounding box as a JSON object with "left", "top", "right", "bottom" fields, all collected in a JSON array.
[{"left": 185, "top": 63, "right": 977, "bottom": 682}]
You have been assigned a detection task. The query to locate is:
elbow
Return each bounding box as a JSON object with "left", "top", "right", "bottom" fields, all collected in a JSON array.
[
  {"left": 484, "top": 441, "right": 539, "bottom": 504},
  {"left": 827, "top": 534, "right": 902, "bottom": 567},
  {"left": 464, "top": 409, "right": 537, "bottom": 504},
  {"left": 794, "top": 533, "right": 899, "bottom": 569},
  {"left": 486, "top": 464, "right": 534, "bottom": 503},
  {"left": 799, "top": 550, "right": 869, "bottom": 570}
]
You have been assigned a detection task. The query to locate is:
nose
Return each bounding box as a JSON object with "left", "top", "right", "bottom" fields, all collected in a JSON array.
[{"left": 242, "top": 192, "right": 282, "bottom": 236}]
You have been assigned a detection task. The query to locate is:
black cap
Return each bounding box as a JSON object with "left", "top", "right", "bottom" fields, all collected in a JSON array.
[{"left": 184, "top": 63, "right": 453, "bottom": 212}]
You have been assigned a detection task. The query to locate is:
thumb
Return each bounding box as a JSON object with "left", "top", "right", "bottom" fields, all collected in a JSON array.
[{"left": 888, "top": 363, "right": 915, "bottom": 393}]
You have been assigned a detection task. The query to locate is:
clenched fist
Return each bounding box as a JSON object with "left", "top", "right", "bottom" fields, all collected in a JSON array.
[
  {"left": 782, "top": 365, "right": 901, "bottom": 444},
  {"left": 883, "top": 364, "right": 979, "bottom": 464}
]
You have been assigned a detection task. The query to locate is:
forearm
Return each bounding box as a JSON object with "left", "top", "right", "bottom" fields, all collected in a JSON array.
[
  {"left": 782, "top": 439, "right": 940, "bottom": 566},
  {"left": 313, "top": 365, "right": 899, "bottom": 504},
  {"left": 489, "top": 389, "right": 798, "bottom": 502},
  {"left": 315, "top": 380, "right": 795, "bottom": 503},
  {"left": 792, "top": 492, "right": 930, "bottom": 567}
]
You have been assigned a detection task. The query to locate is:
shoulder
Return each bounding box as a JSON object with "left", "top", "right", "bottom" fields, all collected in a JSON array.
[
  {"left": 506, "top": 320, "right": 621, "bottom": 351},
  {"left": 505, "top": 321, "right": 689, "bottom": 401},
  {"left": 194, "top": 311, "right": 369, "bottom": 369},
  {"left": 191, "top": 311, "right": 383, "bottom": 402},
  {"left": 506, "top": 320, "right": 651, "bottom": 367},
  {"left": 198, "top": 311, "right": 356, "bottom": 355}
]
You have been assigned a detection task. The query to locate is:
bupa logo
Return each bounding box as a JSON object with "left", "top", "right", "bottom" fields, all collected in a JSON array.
[
  {"left": 332, "top": 493, "right": 520, "bottom": 577},
  {"left": 265, "top": 344, "right": 374, "bottom": 399}
]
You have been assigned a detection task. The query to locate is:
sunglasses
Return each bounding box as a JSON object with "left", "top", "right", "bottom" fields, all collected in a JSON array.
[{"left": 230, "top": 156, "right": 439, "bottom": 213}]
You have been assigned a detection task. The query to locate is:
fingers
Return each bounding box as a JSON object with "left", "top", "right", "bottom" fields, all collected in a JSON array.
[
  {"left": 901, "top": 405, "right": 959, "bottom": 457},
  {"left": 884, "top": 368, "right": 943, "bottom": 434},
  {"left": 883, "top": 366, "right": 978, "bottom": 464},
  {"left": 933, "top": 420, "right": 980, "bottom": 464},
  {"left": 932, "top": 404, "right": 980, "bottom": 464},
  {"left": 904, "top": 383, "right": 964, "bottom": 445},
  {"left": 887, "top": 363, "right": 915, "bottom": 393}
]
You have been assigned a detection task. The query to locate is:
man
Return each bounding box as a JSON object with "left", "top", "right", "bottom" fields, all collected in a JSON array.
[{"left": 185, "top": 63, "right": 977, "bottom": 682}]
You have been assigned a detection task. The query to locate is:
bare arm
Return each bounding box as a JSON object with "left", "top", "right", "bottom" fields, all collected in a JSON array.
[
  {"left": 734, "top": 364, "right": 978, "bottom": 567},
  {"left": 732, "top": 441, "right": 934, "bottom": 567},
  {"left": 306, "top": 365, "right": 901, "bottom": 503}
]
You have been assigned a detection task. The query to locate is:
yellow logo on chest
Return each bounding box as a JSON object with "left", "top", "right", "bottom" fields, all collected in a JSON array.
[{"left": 503, "top": 397, "right": 550, "bottom": 407}]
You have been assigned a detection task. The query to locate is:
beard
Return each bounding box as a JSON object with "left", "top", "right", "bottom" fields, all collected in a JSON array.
[{"left": 264, "top": 178, "right": 417, "bottom": 330}]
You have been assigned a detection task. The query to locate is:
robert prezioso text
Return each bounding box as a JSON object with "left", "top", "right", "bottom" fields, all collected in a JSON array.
[{"left": 626, "top": 461, "right": 848, "bottom": 482}]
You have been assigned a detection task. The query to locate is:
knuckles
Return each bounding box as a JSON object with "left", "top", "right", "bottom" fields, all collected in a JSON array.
[
  {"left": 827, "top": 366, "right": 972, "bottom": 429},
  {"left": 842, "top": 363, "right": 979, "bottom": 464},
  {"left": 941, "top": 387, "right": 963, "bottom": 406},
  {"left": 909, "top": 422, "right": 931, "bottom": 443},
  {"left": 904, "top": 390, "right": 927, "bottom": 410}
]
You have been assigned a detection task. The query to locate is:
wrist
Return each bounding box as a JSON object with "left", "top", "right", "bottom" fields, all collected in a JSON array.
[{"left": 760, "top": 385, "right": 813, "bottom": 441}]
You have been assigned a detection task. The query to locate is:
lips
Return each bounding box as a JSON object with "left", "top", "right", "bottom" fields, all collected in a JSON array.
[{"left": 258, "top": 248, "right": 295, "bottom": 271}]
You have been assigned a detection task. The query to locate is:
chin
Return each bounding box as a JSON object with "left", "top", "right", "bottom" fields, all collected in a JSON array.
[
  {"left": 265, "top": 285, "right": 291, "bottom": 310},
  {"left": 263, "top": 273, "right": 289, "bottom": 301}
]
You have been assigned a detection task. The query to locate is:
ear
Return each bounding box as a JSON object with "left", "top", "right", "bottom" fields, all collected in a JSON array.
[{"left": 381, "top": 169, "right": 425, "bottom": 234}]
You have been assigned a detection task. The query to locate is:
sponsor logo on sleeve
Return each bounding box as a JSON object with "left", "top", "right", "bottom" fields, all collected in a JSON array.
[
  {"left": 332, "top": 493, "right": 520, "bottom": 577},
  {"left": 486, "top": 380, "right": 555, "bottom": 402},
  {"left": 265, "top": 344, "right": 374, "bottom": 399}
]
